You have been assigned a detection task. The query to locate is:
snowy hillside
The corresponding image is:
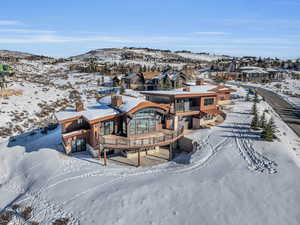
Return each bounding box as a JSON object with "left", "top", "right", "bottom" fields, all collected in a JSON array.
[
  {"left": 0, "top": 50, "right": 35, "bottom": 59},
  {"left": 70, "top": 47, "right": 224, "bottom": 66},
  {"left": 1, "top": 86, "right": 300, "bottom": 225}
]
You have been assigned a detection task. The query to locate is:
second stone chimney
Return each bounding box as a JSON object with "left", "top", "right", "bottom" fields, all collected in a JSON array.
[
  {"left": 111, "top": 95, "right": 123, "bottom": 107},
  {"left": 183, "top": 87, "right": 191, "bottom": 92},
  {"left": 196, "top": 78, "right": 204, "bottom": 86},
  {"left": 76, "top": 101, "right": 85, "bottom": 112}
]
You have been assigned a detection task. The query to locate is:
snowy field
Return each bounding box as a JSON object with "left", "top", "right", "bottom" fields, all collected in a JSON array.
[{"left": 1, "top": 87, "right": 300, "bottom": 225}]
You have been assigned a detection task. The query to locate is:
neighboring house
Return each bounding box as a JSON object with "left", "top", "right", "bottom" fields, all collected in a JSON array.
[
  {"left": 112, "top": 70, "right": 188, "bottom": 91},
  {"left": 152, "top": 70, "right": 187, "bottom": 90},
  {"left": 142, "top": 85, "right": 235, "bottom": 129},
  {"left": 55, "top": 95, "right": 184, "bottom": 164},
  {"left": 0, "top": 64, "right": 14, "bottom": 91},
  {"left": 142, "top": 72, "right": 161, "bottom": 91},
  {"left": 237, "top": 66, "right": 284, "bottom": 82},
  {"left": 120, "top": 73, "right": 145, "bottom": 90}
]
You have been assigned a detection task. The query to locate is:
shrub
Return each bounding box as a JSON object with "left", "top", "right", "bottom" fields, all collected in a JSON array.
[
  {"left": 52, "top": 218, "right": 69, "bottom": 225},
  {"left": 0, "top": 211, "right": 13, "bottom": 225},
  {"left": 20, "top": 206, "right": 32, "bottom": 221}
]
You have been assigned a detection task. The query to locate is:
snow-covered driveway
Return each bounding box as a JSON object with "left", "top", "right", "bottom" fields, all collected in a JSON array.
[{"left": 1, "top": 96, "right": 300, "bottom": 225}]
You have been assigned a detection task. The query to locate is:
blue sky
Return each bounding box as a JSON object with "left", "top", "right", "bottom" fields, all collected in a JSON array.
[{"left": 1, "top": 0, "right": 300, "bottom": 58}]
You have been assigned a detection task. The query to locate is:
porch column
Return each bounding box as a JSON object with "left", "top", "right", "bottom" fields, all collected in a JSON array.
[
  {"left": 169, "top": 143, "right": 173, "bottom": 161},
  {"left": 103, "top": 149, "right": 107, "bottom": 166},
  {"left": 98, "top": 144, "right": 103, "bottom": 161},
  {"left": 137, "top": 148, "right": 141, "bottom": 167},
  {"left": 174, "top": 116, "right": 178, "bottom": 130}
]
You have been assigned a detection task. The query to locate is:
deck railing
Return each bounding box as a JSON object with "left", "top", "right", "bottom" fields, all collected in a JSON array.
[{"left": 99, "top": 127, "right": 184, "bottom": 149}]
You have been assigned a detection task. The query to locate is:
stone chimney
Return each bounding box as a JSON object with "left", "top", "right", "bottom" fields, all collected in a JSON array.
[
  {"left": 183, "top": 87, "right": 191, "bottom": 92},
  {"left": 75, "top": 101, "right": 85, "bottom": 112},
  {"left": 196, "top": 78, "right": 204, "bottom": 86},
  {"left": 111, "top": 95, "right": 123, "bottom": 107}
]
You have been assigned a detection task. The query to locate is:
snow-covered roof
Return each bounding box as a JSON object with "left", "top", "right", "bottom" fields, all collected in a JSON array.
[
  {"left": 99, "top": 95, "right": 146, "bottom": 112},
  {"left": 243, "top": 69, "right": 269, "bottom": 74},
  {"left": 153, "top": 70, "right": 186, "bottom": 81},
  {"left": 198, "top": 69, "right": 213, "bottom": 73},
  {"left": 266, "top": 68, "right": 279, "bottom": 72},
  {"left": 55, "top": 103, "right": 118, "bottom": 122},
  {"left": 240, "top": 66, "right": 262, "bottom": 70},
  {"left": 143, "top": 85, "right": 218, "bottom": 96},
  {"left": 121, "top": 73, "right": 140, "bottom": 79}
]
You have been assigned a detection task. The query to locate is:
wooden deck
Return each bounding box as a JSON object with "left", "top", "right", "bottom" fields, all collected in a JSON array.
[{"left": 99, "top": 128, "right": 184, "bottom": 149}]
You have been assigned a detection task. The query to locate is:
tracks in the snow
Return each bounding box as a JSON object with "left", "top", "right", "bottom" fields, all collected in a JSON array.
[{"left": 233, "top": 122, "right": 278, "bottom": 174}]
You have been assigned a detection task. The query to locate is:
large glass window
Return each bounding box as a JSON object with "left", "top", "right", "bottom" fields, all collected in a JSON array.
[
  {"left": 128, "top": 108, "right": 162, "bottom": 135},
  {"left": 175, "top": 98, "right": 191, "bottom": 112},
  {"left": 204, "top": 98, "right": 214, "bottom": 106},
  {"left": 100, "top": 121, "right": 114, "bottom": 135},
  {"left": 129, "top": 118, "right": 157, "bottom": 135}
]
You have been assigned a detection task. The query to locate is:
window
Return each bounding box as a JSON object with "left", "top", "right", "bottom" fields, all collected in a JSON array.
[
  {"left": 203, "top": 114, "right": 214, "bottom": 120},
  {"left": 129, "top": 118, "right": 157, "bottom": 135},
  {"left": 204, "top": 98, "right": 214, "bottom": 106},
  {"left": 175, "top": 98, "right": 190, "bottom": 112},
  {"left": 100, "top": 121, "right": 114, "bottom": 135},
  {"left": 77, "top": 119, "right": 83, "bottom": 125}
]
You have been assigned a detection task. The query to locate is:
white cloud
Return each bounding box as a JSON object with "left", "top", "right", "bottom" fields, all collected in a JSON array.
[
  {"left": 193, "top": 32, "right": 228, "bottom": 35},
  {"left": 0, "top": 20, "right": 22, "bottom": 26},
  {"left": 0, "top": 29, "right": 56, "bottom": 34},
  {"left": 0, "top": 34, "right": 295, "bottom": 46}
]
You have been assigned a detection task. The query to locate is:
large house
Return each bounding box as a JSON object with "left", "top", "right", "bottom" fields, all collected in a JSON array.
[
  {"left": 149, "top": 69, "right": 187, "bottom": 90},
  {"left": 55, "top": 84, "right": 235, "bottom": 164},
  {"left": 55, "top": 95, "right": 184, "bottom": 165},
  {"left": 112, "top": 70, "right": 188, "bottom": 91},
  {"left": 237, "top": 66, "right": 284, "bottom": 82}
]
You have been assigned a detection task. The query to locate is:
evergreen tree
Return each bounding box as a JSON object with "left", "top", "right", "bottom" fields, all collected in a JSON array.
[
  {"left": 252, "top": 102, "right": 257, "bottom": 115},
  {"left": 261, "top": 117, "right": 277, "bottom": 141},
  {"left": 251, "top": 112, "right": 259, "bottom": 130},
  {"left": 245, "top": 92, "right": 250, "bottom": 101},
  {"left": 268, "top": 117, "right": 278, "bottom": 134},
  {"left": 253, "top": 92, "right": 259, "bottom": 103},
  {"left": 261, "top": 120, "right": 273, "bottom": 141},
  {"left": 259, "top": 112, "right": 267, "bottom": 128}
]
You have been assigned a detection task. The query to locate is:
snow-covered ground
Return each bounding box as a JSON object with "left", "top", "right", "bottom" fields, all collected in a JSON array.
[{"left": 1, "top": 86, "right": 300, "bottom": 225}]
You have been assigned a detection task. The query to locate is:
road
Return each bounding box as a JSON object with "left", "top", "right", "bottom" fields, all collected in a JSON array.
[{"left": 243, "top": 85, "right": 300, "bottom": 137}]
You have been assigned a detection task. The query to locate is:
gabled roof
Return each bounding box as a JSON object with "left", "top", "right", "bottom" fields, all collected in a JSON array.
[
  {"left": 121, "top": 73, "right": 141, "bottom": 79},
  {"left": 153, "top": 70, "right": 187, "bottom": 81},
  {"left": 143, "top": 72, "right": 161, "bottom": 79}
]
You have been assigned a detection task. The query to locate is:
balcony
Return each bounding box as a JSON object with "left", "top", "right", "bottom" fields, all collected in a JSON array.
[{"left": 99, "top": 127, "right": 184, "bottom": 149}]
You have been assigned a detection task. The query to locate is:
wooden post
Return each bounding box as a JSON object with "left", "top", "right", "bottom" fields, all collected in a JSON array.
[
  {"left": 98, "top": 145, "right": 103, "bottom": 161},
  {"left": 98, "top": 148, "right": 101, "bottom": 161},
  {"left": 137, "top": 148, "right": 141, "bottom": 167},
  {"left": 169, "top": 143, "right": 173, "bottom": 161},
  {"left": 104, "top": 149, "right": 107, "bottom": 166}
]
